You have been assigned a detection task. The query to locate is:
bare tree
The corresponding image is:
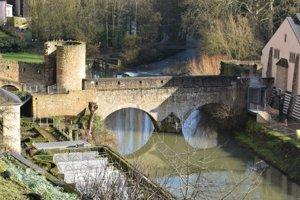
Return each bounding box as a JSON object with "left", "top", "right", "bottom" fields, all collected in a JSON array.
[{"left": 86, "top": 102, "right": 99, "bottom": 141}]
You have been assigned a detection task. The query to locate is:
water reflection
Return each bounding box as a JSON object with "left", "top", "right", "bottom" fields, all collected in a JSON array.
[
  {"left": 105, "top": 108, "right": 154, "bottom": 155},
  {"left": 105, "top": 107, "right": 300, "bottom": 199},
  {"left": 127, "top": 132, "right": 300, "bottom": 200},
  {"left": 157, "top": 168, "right": 300, "bottom": 200},
  {"left": 182, "top": 109, "right": 218, "bottom": 149}
]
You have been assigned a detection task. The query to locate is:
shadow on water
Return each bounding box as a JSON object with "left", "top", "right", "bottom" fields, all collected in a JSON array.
[
  {"left": 182, "top": 109, "right": 218, "bottom": 149},
  {"left": 105, "top": 107, "right": 300, "bottom": 199}
]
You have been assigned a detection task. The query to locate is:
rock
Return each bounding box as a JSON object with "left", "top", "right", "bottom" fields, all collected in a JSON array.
[
  {"left": 1, "top": 170, "right": 11, "bottom": 180},
  {"left": 82, "top": 194, "right": 93, "bottom": 200},
  {"left": 26, "top": 193, "right": 43, "bottom": 200},
  {"left": 159, "top": 113, "right": 181, "bottom": 133}
]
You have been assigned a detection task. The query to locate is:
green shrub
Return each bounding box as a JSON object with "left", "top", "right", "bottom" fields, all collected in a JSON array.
[
  {"left": 121, "top": 47, "right": 165, "bottom": 67},
  {"left": 33, "top": 160, "right": 52, "bottom": 171},
  {"left": 52, "top": 116, "right": 64, "bottom": 129},
  {"left": 220, "top": 61, "right": 250, "bottom": 76},
  {"left": 0, "top": 37, "right": 21, "bottom": 53},
  {"left": 34, "top": 150, "right": 52, "bottom": 156},
  {"left": 33, "top": 155, "right": 53, "bottom": 163},
  {"left": 245, "top": 120, "right": 265, "bottom": 133},
  {"left": 14, "top": 91, "right": 31, "bottom": 101},
  {"left": 122, "top": 34, "right": 142, "bottom": 49}
]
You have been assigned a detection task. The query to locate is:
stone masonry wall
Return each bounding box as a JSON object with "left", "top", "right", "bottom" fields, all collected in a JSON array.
[
  {"left": 56, "top": 41, "right": 86, "bottom": 91},
  {"left": 84, "top": 76, "right": 238, "bottom": 90},
  {"left": 32, "top": 90, "right": 96, "bottom": 118},
  {"left": 0, "top": 58, "right": 45, "bottom": 85},
  {"left": 32, "top": 87, "right": 237, "bottom": 120},
  {"left": 44, "top": 41, "right": 64, "bottom": 85},
  {"left": 32, "top": 76, "right": 249, "bottom": 130}
]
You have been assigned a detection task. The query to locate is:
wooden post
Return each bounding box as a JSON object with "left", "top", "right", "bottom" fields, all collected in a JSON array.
[{"left": 266, "top": 47, "right": 273, "bottom": 77}]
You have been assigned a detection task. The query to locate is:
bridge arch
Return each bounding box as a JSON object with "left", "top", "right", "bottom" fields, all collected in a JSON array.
[
  {"left": 103, "top": 107, "right": 159, "bottom": 131},
  {"left": 181, "top": 103, "right": 232, "bottom": 149},
  {"left": 182, "top": 103, "right": 232, "bottom": 124},
  {"left": 1, "top": 84, "right": 20, "bottom": 92},
  {"left": 103, "top": 107, "right": 158, "bottom": 155}
]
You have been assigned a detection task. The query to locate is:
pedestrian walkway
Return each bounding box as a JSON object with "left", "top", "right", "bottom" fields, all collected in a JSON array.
[
  {"left": 268, "top": 121, "right": 300, "bottom": 139},
  {"left": 33, "top": 140, "right": 91, "bottom": 150}
]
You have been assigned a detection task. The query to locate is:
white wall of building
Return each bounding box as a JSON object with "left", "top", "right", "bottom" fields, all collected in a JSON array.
[
  {"left": 6, "top": 4, "right": 13, "bottom": 17},
  {"left": 261, "top": 18, "right": 300, "bottom": 94},
  {"left": 0, "top": 1, "right": 6, "bottom": 22}
]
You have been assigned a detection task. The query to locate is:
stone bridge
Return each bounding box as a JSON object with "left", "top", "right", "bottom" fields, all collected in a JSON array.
[{"left": 32, "top": 76, "right": 249, "bottom": 130}]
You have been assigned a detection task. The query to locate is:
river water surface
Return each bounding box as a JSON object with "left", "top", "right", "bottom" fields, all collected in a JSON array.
[{"left": 105, "top": 108, "right": 300, "bottom": 200}]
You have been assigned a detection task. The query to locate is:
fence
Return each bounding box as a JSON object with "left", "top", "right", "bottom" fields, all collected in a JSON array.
[
  {"left": 274, "top": 89, "right": 300, "bottom": 120},
  {"left": 24, "top": 84, "right": 67, "bottom": 94}
]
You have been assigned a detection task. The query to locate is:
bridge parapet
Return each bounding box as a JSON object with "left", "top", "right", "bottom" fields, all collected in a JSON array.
[{"left": 83, "top": 76, "right": 241, "bottom": 90}]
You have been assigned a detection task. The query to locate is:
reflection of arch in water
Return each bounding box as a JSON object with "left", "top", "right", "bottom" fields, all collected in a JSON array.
[
  {"left": 1, "top": 85, "right": 20, "bottom": 92},
  {"left": 103, "top": 107, "right": 159, "bottom": 131},
  {"left": 104, "top": 107, "right": 155, "bottom": 156},
  {"left": 182, "top": 107, "right": 218, "bottom": 149}
]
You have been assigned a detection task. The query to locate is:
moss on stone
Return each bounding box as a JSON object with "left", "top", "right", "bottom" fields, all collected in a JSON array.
[{"left": 236, "top": 120, "right": 300, "bottom": 184}]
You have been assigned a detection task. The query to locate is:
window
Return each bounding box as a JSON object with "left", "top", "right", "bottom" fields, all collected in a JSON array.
[
  {"left": 22, "top": 68, "right": 26, "bottom": 72},
  {"left": 6, "top": 66, "right": 9, "bottom": 70},
  {"left": 289, "top": 52, "right": 297, "bottom": 63},
  {"left": 274, "top": 49, "right": 280, "bottom": 59},
  {"left": 284, "top": 34, "right": 287, "bottom": 42}
]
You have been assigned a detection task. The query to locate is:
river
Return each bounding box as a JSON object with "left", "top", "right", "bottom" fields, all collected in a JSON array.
[{"left": 105, "top": 108, "right": 300, "bottom": 200}]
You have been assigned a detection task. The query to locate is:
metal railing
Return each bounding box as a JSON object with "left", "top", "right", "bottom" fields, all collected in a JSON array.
[
  {"left": 24, "top": 84, "right": 67, "bottom": 94},
  {"left": 46, "top": 85, "right": 67, "bottom": 94},
  {"left": 24, "top": 85, "right": 47, "bottom": 94}
]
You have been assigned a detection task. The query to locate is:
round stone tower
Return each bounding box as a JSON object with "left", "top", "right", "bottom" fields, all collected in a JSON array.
[
  {"left": 56, "top": 41, "right": 86, "bottom": 91},
  {"left": 0, "top": 88, "right": 22, "bottom": 154}
]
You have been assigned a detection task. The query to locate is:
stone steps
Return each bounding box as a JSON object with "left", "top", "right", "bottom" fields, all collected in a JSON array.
[
  {"left": 53, "top": 151, "right": 99, "bottom": 163},
  {"left": 53, "top": 151, "right": 127, "bottom": 197},
  {"left": 57, "top": 159, "right": 109, "bottom": 173}
]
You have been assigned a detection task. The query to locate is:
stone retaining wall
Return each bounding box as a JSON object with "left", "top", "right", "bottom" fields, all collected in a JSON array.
[{"left": 0, "top": 58, "right": 45, "bottom": 85}]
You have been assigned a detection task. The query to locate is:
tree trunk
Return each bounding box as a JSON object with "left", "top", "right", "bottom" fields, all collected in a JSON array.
[
  {"left": 15, "top": 0, "right": 21, "bottom": 16},
  {"left": 86, "top": 102, "right": 98, "bottom": 141},
  {"left": 267, "top": 0, "right": 275, "bottom": 40}
]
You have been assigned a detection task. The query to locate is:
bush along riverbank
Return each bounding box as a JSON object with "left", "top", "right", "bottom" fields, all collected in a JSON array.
[{"left": 235, "top": 120, "right": 300, "bottom": 184}]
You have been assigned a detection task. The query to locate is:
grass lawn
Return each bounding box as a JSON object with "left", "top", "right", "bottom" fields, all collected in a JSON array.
[
  {"left": 1, "top": 52, "right": 44, "bottom": 64},
  {"left": 235, "top": 120, "right": 300, "bottom": 183}
]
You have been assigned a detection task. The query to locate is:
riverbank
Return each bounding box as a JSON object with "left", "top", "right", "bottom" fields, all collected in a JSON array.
[{"left": 235, "top": 119, "right": 300, "bottom": 185}]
